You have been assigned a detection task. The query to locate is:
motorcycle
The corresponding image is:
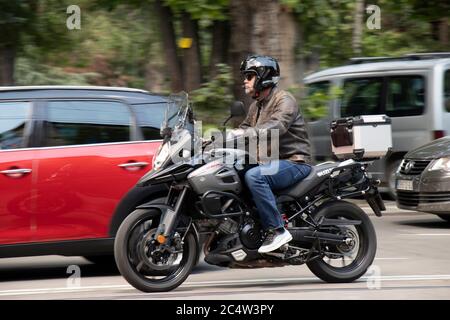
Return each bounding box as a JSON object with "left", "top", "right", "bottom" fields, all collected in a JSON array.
[{"left": 114, "top": 92, "right": 386, "bottom": 292}]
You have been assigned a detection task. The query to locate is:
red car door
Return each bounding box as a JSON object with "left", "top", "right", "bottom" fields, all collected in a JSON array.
[
  {"left": 0, "top": 101, "right": 36, "bottom": 244},
  {"left": 33, "top": 100, "right": 160, "bottom": 242}
]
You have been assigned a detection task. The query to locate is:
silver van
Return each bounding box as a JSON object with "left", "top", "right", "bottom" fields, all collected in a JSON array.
[{"left": 304, "top": 53, "right": 450, "bottom": 197}]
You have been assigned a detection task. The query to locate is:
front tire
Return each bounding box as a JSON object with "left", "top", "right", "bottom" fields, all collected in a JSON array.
[
  {"left": 114, "top": 209, "right": 199, "bottom": 292},
  {"left": 306, "top": 201, "right": 377, "bottom": 283}
]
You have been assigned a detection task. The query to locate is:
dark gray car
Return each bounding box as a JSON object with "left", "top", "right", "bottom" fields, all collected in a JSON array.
[{"left": 395, "top": 136, "right": 450, "bottom": 222}]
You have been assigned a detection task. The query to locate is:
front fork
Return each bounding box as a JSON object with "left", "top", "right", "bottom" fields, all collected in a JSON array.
[{"left": 155, "top": 186, "right": 189, "bottom": 244}]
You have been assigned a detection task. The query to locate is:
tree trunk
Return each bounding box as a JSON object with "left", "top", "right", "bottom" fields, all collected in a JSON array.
[
  {"left": 296, "top": 23, "right": 306, "bottom": 87},
  {"left": 209, "top": 20, "right": 230, "bottom": 78},
  {"left": 244, "top": 0, "right": 298, "bottom": 89},
  {"left": 153, "top": 0, "right": 183, "bottom": 92},
  {"left": 249, "top": 0, "right": 281, "bottom": 59},
  {"left": 249, "top": 1, "right": 297, "bottom": 89},
  {"left": 277, "top": 5, "right": 298, "bottom": 89},
  {"left": 181, "top": 12, "right": 202, "bottom": 92},
  {"left": 229, "top": 0, "right": 298, "bottom": 124},
  {"left": 229, "top": 0, "right": 253, "bottom": 107},
  {"left": 304, "top": 49, "right": 320, "bottom": 75},
  {"left": 0, "top": 45, "right": 16, "bottom": 86},
  {"left": 352, "top": 0, "right": 364, "bottom": 56},
  {"left": 144, "top": 63, "right": 165, "bottom": 92},
  {"left": 438, "top": 18, "right": 448, "bottom": 47}
]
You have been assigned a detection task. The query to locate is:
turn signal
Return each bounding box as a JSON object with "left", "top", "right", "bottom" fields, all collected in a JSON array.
[{"left": 156, "top": 235, "right": 166, "bottom": 244}]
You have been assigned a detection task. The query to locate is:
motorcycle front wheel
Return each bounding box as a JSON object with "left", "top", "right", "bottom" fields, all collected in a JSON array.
[{"left": 114, "top": 209, "right": 199, "bottom": 292}]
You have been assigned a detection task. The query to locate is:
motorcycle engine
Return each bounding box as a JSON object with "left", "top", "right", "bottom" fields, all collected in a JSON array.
[{"left": 239, "top": 218, "right": 264, "bottom": 250}]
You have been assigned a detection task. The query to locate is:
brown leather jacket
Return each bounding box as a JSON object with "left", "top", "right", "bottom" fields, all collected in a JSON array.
[{"left": 239, "top": 86, "right": 312, "bottom": 164}]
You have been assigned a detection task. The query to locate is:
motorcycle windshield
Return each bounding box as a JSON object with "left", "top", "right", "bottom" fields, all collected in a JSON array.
[{"left": 161, "top": 92, "right": 190, "bottom": 133}]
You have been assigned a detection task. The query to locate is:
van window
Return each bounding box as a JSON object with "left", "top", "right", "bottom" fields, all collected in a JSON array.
[
  {"left": 0, "top": 101, "right": 31, "bottom": 150},
  {"left": 44, "top": 100, "right": 131, "bottom": 147},
  {"left": 386, "top": 76, "right": 425, "bottom": 117},
  {"left": 341, "top": 78, "right": 383, "bottom": 116},
  {"left": 304, "top": 81, "right": 331, "bottom": 121},
  {"left": 307, "top": 81, "right": 330, "bottom": 95},
  {"left": 445, "top": 69, "right": 450, "bottom": 112}
]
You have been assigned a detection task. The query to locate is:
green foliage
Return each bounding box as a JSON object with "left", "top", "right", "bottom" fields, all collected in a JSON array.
[
  {"left": 284, "top": 0, "right": 449, "bottom": 69},
  {"left": 288, "top": 84, "right": 343, "bottom": 121},
  {"left": 164, "top": 0, "right": 229, "bottom": 20},
  {"left": 3, "top": 0, "right": 450, "bottom": 116},
  {"left": 15, "top": 56, "right": 98, "bottom": 85},
  {"left": 0, "top": 0, "right": 79, "bottom": 55},
  {"left": 191, "top": 63, "right": 234, "bottom": 126},
  {"left": 0, "top": 0, "right": 35, "bottom": 46},
  {"left": 302, "top": 91, "right": 330, "bottom": 121},
  {"left": 283, "top": 0, "right": 356, "bottom": 67},
  {"left": 13, "top": 2, "right": 163, "bottom": 88},
  {"left": 361, "top": 0, "right": 445, "bottom": 56}
]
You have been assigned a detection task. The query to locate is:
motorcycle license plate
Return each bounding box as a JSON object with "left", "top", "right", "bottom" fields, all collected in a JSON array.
[{"left": 396, "top": 179, "right": 413, "bottom": 191}]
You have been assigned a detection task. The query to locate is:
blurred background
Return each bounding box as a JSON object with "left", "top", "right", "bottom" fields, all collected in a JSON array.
[{"left": 0, "top": 0, "right": 449, "bottom": 127}]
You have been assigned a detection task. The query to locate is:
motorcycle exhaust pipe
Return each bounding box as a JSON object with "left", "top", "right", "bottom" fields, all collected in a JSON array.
[{"left": 289, "top": 228, "right": 347, "bottom": 245}]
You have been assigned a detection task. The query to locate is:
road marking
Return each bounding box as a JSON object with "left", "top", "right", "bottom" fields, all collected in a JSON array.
[
  {"left": 0, "top": 284, "right": 130, "bottom": 296},
  {"left": 399, "top": 233, "right": 450, "bottom": 236},
  {"left": 361, "top": 206, "right": 399, "bottom": 210},
  {"left": 183, "top": 274, "right": 450, "bottom": 286},
  {"left": 1, "top": 274, "right": 450, "bottom": 297},
  {"left": 374, "top": 257, "right": 409, "bottom": 260}
]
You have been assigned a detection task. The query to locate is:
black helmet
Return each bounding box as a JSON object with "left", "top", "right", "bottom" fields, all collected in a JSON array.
[{"left": 240, "top": 55, "right": 280, "bottom": 92}]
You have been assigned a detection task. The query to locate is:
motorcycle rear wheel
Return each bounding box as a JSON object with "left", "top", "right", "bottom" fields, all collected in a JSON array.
[{"left": 306, "top": 200, "right": 377, "bottom": 283}]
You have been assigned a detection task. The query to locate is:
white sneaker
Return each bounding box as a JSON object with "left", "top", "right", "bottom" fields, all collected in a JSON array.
[{"left": 258, "top": 228, "right": 293, "bottom": 253}]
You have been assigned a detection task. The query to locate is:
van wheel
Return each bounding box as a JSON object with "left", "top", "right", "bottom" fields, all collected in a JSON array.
[{"left": 386, "top": 159, "right": 402, "bottom": 200}]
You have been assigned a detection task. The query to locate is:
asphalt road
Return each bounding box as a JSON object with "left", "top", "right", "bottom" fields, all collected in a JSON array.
[{"left": 1, "top": 200, "right": 450, "bottom": 300}]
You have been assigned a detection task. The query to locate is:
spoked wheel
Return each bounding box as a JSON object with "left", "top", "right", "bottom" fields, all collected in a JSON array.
[
  {"left": 114, "top": 209, "right": 199, "bottom": 292},
  {"left": 306, "top": 201, "right": 377, "bottom": 283},
  {"left": 321, "top": 224, "right": 361, "bottom": 269}
]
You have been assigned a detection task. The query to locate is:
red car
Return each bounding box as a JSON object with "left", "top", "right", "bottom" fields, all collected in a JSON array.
[{"left": 0, "top": 86, "right": 169, "bottom": 263}]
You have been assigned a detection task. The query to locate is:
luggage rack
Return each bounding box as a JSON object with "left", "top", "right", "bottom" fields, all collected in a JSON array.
[{"left": 349, "top": 52, "right": 450, "bottom": 64}]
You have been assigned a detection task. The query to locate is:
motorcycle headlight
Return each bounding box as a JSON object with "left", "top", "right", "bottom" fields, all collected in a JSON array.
[
  {"left": 428, "top": 157, "right": 450, "bottom": 172},
  {"left": 153, "top": 143, "right": 170, "bottom": 171}
]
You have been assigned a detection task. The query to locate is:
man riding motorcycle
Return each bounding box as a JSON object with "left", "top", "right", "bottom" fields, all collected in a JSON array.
[
  {"left": 233, "top": 55, "right": 313, "bottom": 253},
  {"left": 113, "top": 56, "right": 387, "bottom": 293}
]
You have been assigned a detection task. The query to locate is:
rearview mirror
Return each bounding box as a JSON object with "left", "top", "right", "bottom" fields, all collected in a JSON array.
[{"left": 230, "top": 101, "right": 245, "bottom": 117}]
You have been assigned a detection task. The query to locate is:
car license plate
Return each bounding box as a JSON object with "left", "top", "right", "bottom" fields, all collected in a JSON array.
[{"left": 396, "top": 179, "right": 413, "bottom": 191}]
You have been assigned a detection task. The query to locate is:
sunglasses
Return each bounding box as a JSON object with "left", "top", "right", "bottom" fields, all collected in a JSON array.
[{"left": 243, "top": 73, "right": 255, "bottom": 81}]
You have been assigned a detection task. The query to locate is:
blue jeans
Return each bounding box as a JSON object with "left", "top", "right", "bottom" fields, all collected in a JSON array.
[{"left": 244, "top": 160, "right": 312, "bottom": 230}]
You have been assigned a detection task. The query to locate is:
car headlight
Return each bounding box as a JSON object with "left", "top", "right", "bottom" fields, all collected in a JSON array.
[{"left": 428, "top": 157, "right": 450, "bottom": 171}]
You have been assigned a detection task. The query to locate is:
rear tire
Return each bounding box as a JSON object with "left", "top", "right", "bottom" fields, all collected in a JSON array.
[
  {"left": 114, "top": 209, "right": 199, "bottom": 292},
  {"left": 306, "top": 201, "right": 377, "bottom": 283}
]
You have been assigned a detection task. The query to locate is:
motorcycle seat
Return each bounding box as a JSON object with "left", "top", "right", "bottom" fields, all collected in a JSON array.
[{"left": 274, "top": 162, "right": 339, "bottom": 198}]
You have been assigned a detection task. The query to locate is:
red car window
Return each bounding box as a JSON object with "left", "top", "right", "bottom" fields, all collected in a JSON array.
[
  {"left": 0, "top": 101, "right": 31, "bottom": 150},
  {"left": 44, "top": 100, "right": 132, "bottom": 147}
]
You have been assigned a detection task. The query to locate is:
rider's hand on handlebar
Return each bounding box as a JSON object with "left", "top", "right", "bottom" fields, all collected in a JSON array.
[
  {"left": 201, "top": 138, "right": 213, "bottom": 148},
  {"left": 226, "top": 128, "right": 245, "bottom": 140}
]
